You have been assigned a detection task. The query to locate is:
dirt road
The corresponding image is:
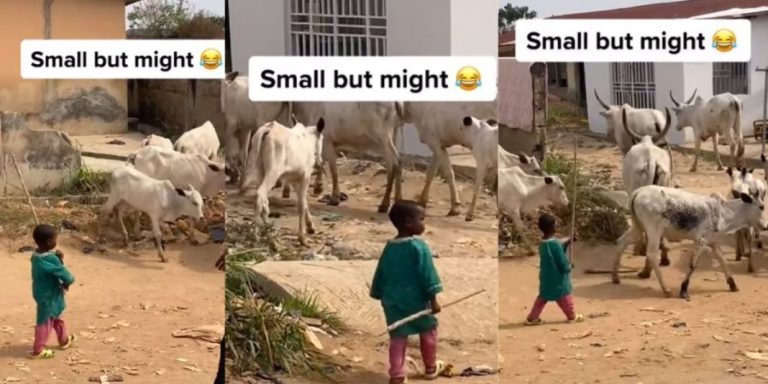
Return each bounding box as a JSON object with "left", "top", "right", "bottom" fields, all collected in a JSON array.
[
  {"left": 0, "top": 234, "right": 224, "bottom": 383},
  {"left": 228, "top": 159, "right": 499, "bottom": 383},
  {"left": 500, "top": 134, "right": 768, "bottom": 383}
]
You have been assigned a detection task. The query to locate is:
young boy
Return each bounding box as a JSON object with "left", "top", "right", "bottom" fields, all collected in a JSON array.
[
  {"left": 30, "top": 224, "right": 76, "bottom": 359},
  {"left": 524, "top": 213, "right": 584, "bottom": 325},
  {"left": 370, "top": 201, "right": 444, "bottom": 384}
]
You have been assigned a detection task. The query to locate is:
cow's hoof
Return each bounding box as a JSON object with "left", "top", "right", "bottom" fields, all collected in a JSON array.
[
  {"left": 377, "top": 204, "right": 389, "bottom": 213},
  {"left": 717, "top": 166, "right": 724, "bottom": 171},
  {"left": 282, "top": 191, "right": 291, "bottom": 199},
  {"left": 660, "top": 257, "right": 670, "bottom": 267},
  {"left": 727, "top": 277, "right": 739, "bottom": 292},
  {"left": 326, "top": 198, "right": 340, "bottom": 206},
  {"left": 689, "top": 168, "right": 697, "bottom": 173},
  {"left": 307, "top": 227, "right": 316, "bottom": 235},
  {"left": 312, "top": 188, "right": 323, "bottom": 197},
  {"left": 611, "top": 276, "right": 621, "bottom": 284},
  {"left": 159, "top": 256, "right": 168, "bottom": 263},
  {"left": 339, "top": 192, "right": 349, "bottom": 202},
  {"left": 748, "top": 266, "right": 755, "bottom": 273},
  {"left": 447, "top": 208, "right": 461, "bottom": 217},
  {"left": 637, "top": 270, "right": 652, "bottom": 279},
  {"left": 677, "top": 290, "right": 687, "bottom": 299}
]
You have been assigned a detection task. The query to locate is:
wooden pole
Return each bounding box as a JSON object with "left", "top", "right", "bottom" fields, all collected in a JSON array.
[
  {"left": 10, "top": 155, "right": 39, "bottom": 225},
  {"left": 378, "top": 289, "right": 486, "bottom": 336},
  {"left": 569, "top": 136, "right": 578, "bottom": 266}
]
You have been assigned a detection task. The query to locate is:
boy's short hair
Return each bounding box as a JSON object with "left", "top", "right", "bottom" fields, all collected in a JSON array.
[
  {"left": 388, "top": 200, "right": 423, "bottom": 228},
  {"left": 32, "top": 224, "right": 57, "bottom": 247},
  {"left": 538, "top": 213, "right": 557, "bottom": 233}
]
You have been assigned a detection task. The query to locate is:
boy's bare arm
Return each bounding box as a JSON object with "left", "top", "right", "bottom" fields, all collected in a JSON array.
[{"left": 430, "top": 296, "right": 441, "bottom": 314}]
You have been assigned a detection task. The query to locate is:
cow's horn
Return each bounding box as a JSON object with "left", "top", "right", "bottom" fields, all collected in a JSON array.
[
  {"left": 653, "top": 108, "right": 672, "bottom": 143},
  {"left": 621, "top": 107, "right": 642, "bottom": 143},
  {"left": 670, "top": 90, "right": 681, "bottom": 107},
  {"left": 594, "top": 89, "right": 610, "bottom": 111},
  {"left": 685, "top": 89, "right": 698, "bottom": 104}
]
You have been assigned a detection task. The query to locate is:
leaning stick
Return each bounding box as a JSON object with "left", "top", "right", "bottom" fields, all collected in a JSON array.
[
  {"left": 378, "top": 289, "right": 486, "bottom": 336},
  {"left": 569, "top": 137, "right": 578, "bottom": 266},
  {"left": 11, "top": 155, "right": 39, "bottom": 225}
]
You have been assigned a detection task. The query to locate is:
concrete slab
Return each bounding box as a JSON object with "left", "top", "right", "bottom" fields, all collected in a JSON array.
[
  {"left": 82, "top": 156, "right": 125, "bottom": 173},
  {"left": 677, "top": 138, "right": 765, "bottom": 169},
  {"left": 248, "top": 259, "right": 497, "bottom": 342},
  {"left": 72, "top": 132, "right": 145, "bottom": 161}
]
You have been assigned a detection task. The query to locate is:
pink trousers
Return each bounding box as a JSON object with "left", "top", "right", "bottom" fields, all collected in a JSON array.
[
  {"left": 526, "top": 294, "right": 576, "bottom": 321},
  {"left": 388, "top": 327, "right": 437, "bottom": 379},
  {"left": 33, "top": 317, "right": 68, "bottom": 354}
]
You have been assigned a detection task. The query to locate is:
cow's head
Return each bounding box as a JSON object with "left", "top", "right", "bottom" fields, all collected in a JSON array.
[
  {"left": 542, "top": 175, "right": 569, "bottom": 208},
  {"left": 621, "top": 107, "right": 671, "bottom": 147},
  {"left": 727, "top": 166, "right": 750, "bottom": 199},
  {"left": 517, "top": 152, "right": 544, "bottom": 176},
  {"left": 306, "top": 117, "right": 326, "bottom": 168},
  {"left": 731, "top": 191, "right": 768, "bottom": 230},
  {"left": 173, "top": 184, "right": 205, "bottom": 220},
  {"left": 669, "top": 89, "right": 699, "bottom": 131},
  {"left": 461, "top": 116, "right": 496, "bottom": 149},
  {"left": 204, "top": 160, "right": 227, "bottom": 195},
  {"left": 594, "top": 89, "right": 625, "bottom": 143}
]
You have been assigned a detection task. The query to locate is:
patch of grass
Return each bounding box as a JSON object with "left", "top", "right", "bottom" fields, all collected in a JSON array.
[
  {"left": 48, "top": 166, "right": 110, "bottom": 196},
  {"left": 548, "top": 100, "right": 587, "bottom": 128},
  {"left": 0, "top": 202, "right": 98, "bottom": 238},
  {"left": 281, "top": 293, "right": 345, "bottom": 332}
]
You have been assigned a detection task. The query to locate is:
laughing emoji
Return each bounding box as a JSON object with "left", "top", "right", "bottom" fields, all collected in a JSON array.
[
  {"left": 200, "top": 48, "right": 223, "bottom": 69},
  {"left": 456, "top": 66, "right": 481, "bottom": 91},
  {"left": 712, "top": 29, "right": 737, "bottom": 52}
]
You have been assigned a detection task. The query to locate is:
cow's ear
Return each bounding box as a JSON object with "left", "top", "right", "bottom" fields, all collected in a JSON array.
[
  {"left": 174, "top": 188, "right": 186, "bottom": 196},
  {"left": 316, "top": 118, "right": 325, "bottom": 133},
  {"left": 749, "top": 168, "right": 755, "bottom": 173},
  {"left": 486, "top": 118, "right": 498, "bottom": 126},
  {"left": 517, "top": 153, "right": 529, "bottom": 164},
  {"left": 598, "top": 110, "right": 609, "bottom": 117},
  {"left": 726, "top": 167, "right": 733, "bottom": 176},
  {"left": 208, "top": 164, "right": 222, "bottom": 172},
  {"left": 544, "top": 176, "right": 554, "bottom": 185},
  {"left": 762, "top": 153, "right": 767, "bottom": 163},
  {"left": 742, "top": 168, "right": 748, "bottom": 177},
  {"left": 462, "top": 116, "right": 472, "bottom": 127},
  {"left": 741, "top": 192, "right": 754, "bottom": 204}
]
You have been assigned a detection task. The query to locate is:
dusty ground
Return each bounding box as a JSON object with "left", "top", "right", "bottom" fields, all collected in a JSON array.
[
  {"left": 0, "top": 231, "right": 224, "bottom": 383},
  {"left": 227, "top": 158, "right": 499, "bottom": 383},
  {"left": 500, "top": 133, "right": 768, "bottom": 383}
]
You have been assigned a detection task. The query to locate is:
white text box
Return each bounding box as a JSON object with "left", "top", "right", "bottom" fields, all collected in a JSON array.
[
  {"left": 248, "top": 56, "right": 497, "bottom": 102},
  {"left": 21, "top": 39, "right": 225, "bottom": 79},
  {"left": 516, "top": 19, "right": 751, "bottom": 62}
]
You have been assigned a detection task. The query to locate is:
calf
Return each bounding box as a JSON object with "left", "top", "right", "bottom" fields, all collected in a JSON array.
[
  {"left": 612, "top": 185, "right": 767, "bottom": 299},
  {"left": 240, "top": 118, "right": 325, "bottom": 246},
  {"left": 403, "top": 102, "right": 496, "bottom": 216},
  {"left": 461, "top": 116, "right": 499, "bottom": 221},
  {"left": 594, "top": 89, "right": 670, "bottom": 155},
  {"left": 141, "top": 134, "right": 173, "bottom": 150},
  {"left": 498, "top": 166, "right": 569, "bottom": 229},
  {"left": 291, "top": 102, "right": 403, "bottom": 212},
  {"left": 221, "top": 71, "right": 289, "bottom": 183},
  {"left": 670, "top": 91, "right": 743, "bottom": 172},
  {"left": 498, "top": 145, "right": 541, "bottom": 175},
  {"left": 727, "top": 167, "right": 766, "bottom": 272},
  {"left": 621, "top": 107, "right": 673, "bottom": 268},
  {"left": 101, "top": 165, "right": 204, "bottom": 262},
  {"left": 174, "top": 120, "right": 220, "bottom": 160},
  {"left": 128, "top": 146, "right": 226, "bottom": 197}
]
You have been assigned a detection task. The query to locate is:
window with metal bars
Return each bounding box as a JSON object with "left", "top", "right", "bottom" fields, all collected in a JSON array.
[
  {"left": 289, "top": 0, "right": 387, "bottom": 56},
  {"left": 609, "top": 62, "right": 656, "bottom": 109},
  {"left": 713, "top": 62, "right": 749, "bottom": 95}
]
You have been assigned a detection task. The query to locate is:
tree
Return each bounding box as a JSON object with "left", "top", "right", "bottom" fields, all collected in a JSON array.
[
  {"left": 127, "top": 0, "right": 195, "bottom": 37},
  {"left": 498, "top": 4, "right": 537, "bottom": 32}
]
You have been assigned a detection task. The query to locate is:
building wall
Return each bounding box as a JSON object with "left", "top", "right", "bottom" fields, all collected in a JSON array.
[
  {"left": 387, "top": 0, "right": 451, "bottom": 55},
  {"left": 0, "top": 0, "right": 127, "bottom": 136},
  {"left": 229, "top": 0, "right": 287, "bottom": 74},
  {"left": 498, "top": 59, "right": 532, "bottom": 131},
  {"left": 742, "top": 15, "right": 768, "bottom": 136},
  {"left": 449, "top": 0, "right": 497, "bottom": 55}
]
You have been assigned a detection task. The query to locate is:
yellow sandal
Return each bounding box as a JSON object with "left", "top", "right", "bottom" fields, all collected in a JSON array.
[
  {"left": 60, "top": 335, "right": 76, "bottom": 350},
  {"left": 29, "top": 349, "right": 55, "bottom": 359},
  {"left": 425, "top": 360, "right": 445, "bottom": 380}
]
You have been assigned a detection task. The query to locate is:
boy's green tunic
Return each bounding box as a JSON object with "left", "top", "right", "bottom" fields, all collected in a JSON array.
[
  {"left": 370, "top": 237, "right": 443, "bottom": 338},
  {"left": 31, "top": 252, "right": 75, "bottom": 325},
  {"left": 538, "top": 238, "right": 572, "bottom": 301}
]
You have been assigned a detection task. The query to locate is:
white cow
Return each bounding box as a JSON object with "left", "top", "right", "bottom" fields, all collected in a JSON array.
[
  {"left": 727, "top": 167, "right": 766, "bottom": 272},
  {"left": 670, "top": 91, "right": 743, "bottom": 172},
  {"left": 498, "top": 145, "right": 542, "bottom": 175},
  {"left": 291, "top": 102, "right": 404, "bottom": 213},
  {"left": 621, "top": 107, "right": 673, "bottom": 268},
  {"left": 141, "top": 134, "right": 173, "bottom": 150},
  {"left": 461, "top": 116, "right": 499, "bottom": 221},
  {"left": 128, "top": 146, "right": 226, "bottom": 197},
  {"left": 221, "top": 71, "right": 289, "bottom": 183},
  {"left": 240, "top": 118, "right": 325, "bottom": 246},
  {"left": 174, "top": 120, "right": 220, "bottom": 160},
  {"left": 594, "top": 89, "right": 670, "bottom": 155},
  {"left": 612, "top": 185, "right": 767, "bottom": 299},
  {"left": 403, "top": 102, "right": 496, "bottom": 216},
  {"left": 101, "top": 165, "right": 204, "bottom": 262},
  {"left": 498, "top": 166, "right": 569, "bottom": 229}
]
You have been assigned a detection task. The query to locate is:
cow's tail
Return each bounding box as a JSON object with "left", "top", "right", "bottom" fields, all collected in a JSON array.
[
  {"left": 733, "top": 97, "right": 744, "bottom": 158},
  {"left": 628, "top": 188, "right": 645, "bottom": 242},
  {"left": 646, "top": 159, "right": 659, "bottom": 186},
  {"left": 393, "top": 101, "right": 405, "bottom": 150},
  {"left": 244, "top": 126, "right": 270, "bottom": 189},
  {"left": 126, "top": 151, "right": 137, "bottom": 166}
]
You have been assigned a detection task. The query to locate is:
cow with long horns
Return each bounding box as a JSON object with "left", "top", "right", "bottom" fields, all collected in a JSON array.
[
  {"left": 669, "top": 90, "right": 743, "bottom": 172},
  {"left": 594, "top": 89, "right": 670, "bottom": 156}
]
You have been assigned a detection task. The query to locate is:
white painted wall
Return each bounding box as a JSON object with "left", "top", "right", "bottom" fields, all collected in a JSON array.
[
  {"left": 449, "top": 0, "right": 497, "bottom": 55},
  {"left": 229, "top": 0, "right": 287, "bottom": 74},
  {"left": 583, "top": 62, "right": 611, "bottom": 136},
  {"left": 387, "top": 0, "right": 451, "bottom": 55},
  {"left": 742, "top": 15, "right": 768, "bottom": 137}
]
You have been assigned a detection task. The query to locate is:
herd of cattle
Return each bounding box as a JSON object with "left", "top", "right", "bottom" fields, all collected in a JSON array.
[{"left": 503, "top": 88, "right": 768, "bottom": 300}]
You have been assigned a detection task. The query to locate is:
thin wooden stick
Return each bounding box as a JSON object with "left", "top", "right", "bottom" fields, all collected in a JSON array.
[
  {"left": 569, "top": 137, "right": 578, "bottom": 265},
  {"left": 11, "top": 155, "right": 39, "bottom": 225},
  {"left": 378, "top": 289, "right": 486, "bottom": 336}
]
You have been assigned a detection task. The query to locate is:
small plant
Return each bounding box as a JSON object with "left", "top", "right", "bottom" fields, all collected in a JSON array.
[{"left": 49, "top": 166, "right": 111, "bottom": 196}]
